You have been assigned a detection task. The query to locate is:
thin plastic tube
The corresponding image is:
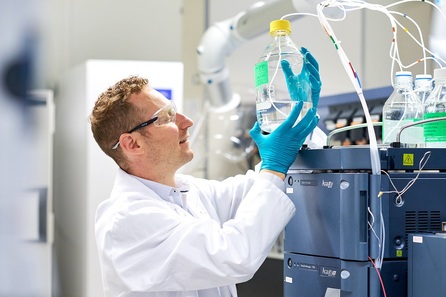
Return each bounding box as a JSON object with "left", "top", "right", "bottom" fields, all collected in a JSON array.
[{"left": 316, "top": 1, "right": 381, "bottom": 175}]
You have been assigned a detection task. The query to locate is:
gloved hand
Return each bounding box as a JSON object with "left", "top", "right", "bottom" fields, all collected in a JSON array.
[
  {"left": 281, "top": 47, "right": 322, "bottom": 108},
  {"left": 250, "top": 102, "right": 319, "bottom": 174}
]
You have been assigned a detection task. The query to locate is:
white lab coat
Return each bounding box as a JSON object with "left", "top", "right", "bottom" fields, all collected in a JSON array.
[{"left": 95, "top": 168, "right": 296, "bottom": 297}]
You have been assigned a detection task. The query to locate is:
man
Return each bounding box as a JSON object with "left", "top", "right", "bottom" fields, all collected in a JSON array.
[{"left": 91, "top": 49, "right": 321, "bottom": 297}]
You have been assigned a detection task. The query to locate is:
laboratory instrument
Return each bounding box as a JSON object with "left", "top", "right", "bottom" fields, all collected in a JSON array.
[{"left": 284, "top": 146, "right": 446, "bottom": 297}]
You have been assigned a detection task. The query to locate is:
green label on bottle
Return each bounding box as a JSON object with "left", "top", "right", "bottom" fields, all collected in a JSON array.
[
  {"left": 255, "top": 61, "right": 268, "bottom": 88},
  {"left": 424, "top": 112, "right": 446, "bottom": 142}
]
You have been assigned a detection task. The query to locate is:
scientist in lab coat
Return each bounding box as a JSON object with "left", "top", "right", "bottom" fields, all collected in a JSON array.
[{"left": 90, "top": 49, "right": 321, "bottom": 297}]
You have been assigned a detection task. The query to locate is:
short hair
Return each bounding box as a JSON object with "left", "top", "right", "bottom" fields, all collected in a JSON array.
[{"left": 90, "top": 75, "right": 149, "bottom": 167}]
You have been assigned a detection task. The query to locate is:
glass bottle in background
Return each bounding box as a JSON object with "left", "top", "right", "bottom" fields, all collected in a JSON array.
[
  {"left": 423, "top": 68, "right": 446, "bottom": 147},
  {"left": 254, "top": 19, "right": 311, "bottom": 133},
  {"left": 382, "top": 71, "right": 424, "bottom": 147},
  {"left": 414, "top": 74, "right": 433, "bottom": 106}
]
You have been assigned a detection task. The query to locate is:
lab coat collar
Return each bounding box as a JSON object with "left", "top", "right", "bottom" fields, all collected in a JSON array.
[{"left": 115, "top": 168, "right": 191, "bottom": 209}]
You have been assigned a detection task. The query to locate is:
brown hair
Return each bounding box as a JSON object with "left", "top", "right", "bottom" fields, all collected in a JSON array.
[{"left": 90, "top": 75, "right": 149, "bottom": 167}]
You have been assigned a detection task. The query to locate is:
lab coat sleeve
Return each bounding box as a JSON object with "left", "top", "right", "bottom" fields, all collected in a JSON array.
[
  {"left": 186, "top": 171, "right": 285, "bottom": 223},
  {"left": 97, "top": 171, "right": 295, "bottom": 293}
]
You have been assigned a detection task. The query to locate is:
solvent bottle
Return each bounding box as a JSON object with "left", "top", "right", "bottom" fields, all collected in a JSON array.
[
  {"left": 414, "top": 74, "right": 433, "bottom": 106},
  {"left": 382, "top": 71, "right": 424, "bottom": 147},
  {"left": 254, "top": 19, "right": 311, "bottom": 133},
  {"left": 423, "top": 68, "right": 446, "bottom": 147}
]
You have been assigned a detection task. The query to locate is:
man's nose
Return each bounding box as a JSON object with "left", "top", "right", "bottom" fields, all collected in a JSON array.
[{"left": 176, "top": 112, "right": 194, "bottom": 128}]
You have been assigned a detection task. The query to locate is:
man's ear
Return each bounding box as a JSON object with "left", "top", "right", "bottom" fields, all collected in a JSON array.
[{"left": 119, "top": 133, "right": 143, "bottom": 155}]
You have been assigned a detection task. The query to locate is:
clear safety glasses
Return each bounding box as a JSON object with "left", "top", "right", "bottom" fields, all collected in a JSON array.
[{"left": 111, "top": 100, "right": 177, "bottom": 149}]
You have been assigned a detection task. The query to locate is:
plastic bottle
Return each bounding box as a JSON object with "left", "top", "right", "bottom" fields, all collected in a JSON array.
[
  {"left": 423, "top": 68, "right": 446, "bottom": 147},
  {"left": 382, "top": 71, "right": 424, "bottom": 147},
  {"left": 254, "top": 19, "right": 311, "bottom": 133},
  {"left": 414, "top": 74, "right": 433, "bottom": 106}
]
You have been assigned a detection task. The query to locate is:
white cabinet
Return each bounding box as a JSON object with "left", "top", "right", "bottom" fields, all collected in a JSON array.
[{"left": 54, "top": 60, "right": 183, "bottom": 297}]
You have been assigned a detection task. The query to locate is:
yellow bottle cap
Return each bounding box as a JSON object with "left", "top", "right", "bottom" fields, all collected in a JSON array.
[{"left": 270, "top": 19, "right": 291, "bottom": 36}]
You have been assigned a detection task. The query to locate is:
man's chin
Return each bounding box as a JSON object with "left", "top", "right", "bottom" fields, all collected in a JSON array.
[
  {"left": 177, "top": 152, "right": 195, "bottom": 172},
  {"left": 187, "top": 151, "right": 194, "bottom": 162},
  {"left": 182, "top": 150, "right": 194, "bottom": 164}
]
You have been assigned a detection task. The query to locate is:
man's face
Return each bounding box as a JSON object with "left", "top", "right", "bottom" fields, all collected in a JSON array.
[{"left": 130, "top": 86, "right": 194, "bottom": 171}]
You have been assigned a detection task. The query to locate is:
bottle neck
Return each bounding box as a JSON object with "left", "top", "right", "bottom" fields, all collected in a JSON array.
[
  {"left": 271, "top": 30, "right": 290, "bottom": 37},
  {"left": 395, "top": 82, "right": 412, "bottom": 90}
]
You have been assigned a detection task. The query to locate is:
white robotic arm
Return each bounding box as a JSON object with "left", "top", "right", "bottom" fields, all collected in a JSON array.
[
  {"left": 194, "top": 0, "right": 328, "bottom": 180},
  {"left": 197, "top": 0, "right": 321, "bottom": 108}
]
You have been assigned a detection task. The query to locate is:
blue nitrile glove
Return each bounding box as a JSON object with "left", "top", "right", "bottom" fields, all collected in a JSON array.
[
  {"left": 250, "top": 102, "right": 319, "bottom": 174},
  {"left": 281, "top": 47, "right": 322, "bottom": 108}
]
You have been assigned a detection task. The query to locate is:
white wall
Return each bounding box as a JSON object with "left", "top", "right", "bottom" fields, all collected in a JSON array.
[{"left": 43, "top": 0, "right": 184, "bottom": 88}]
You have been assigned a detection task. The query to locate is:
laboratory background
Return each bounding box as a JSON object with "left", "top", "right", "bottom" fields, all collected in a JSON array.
[{"left": 1, "top": 0, "right": 446, "bottom": 296}]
